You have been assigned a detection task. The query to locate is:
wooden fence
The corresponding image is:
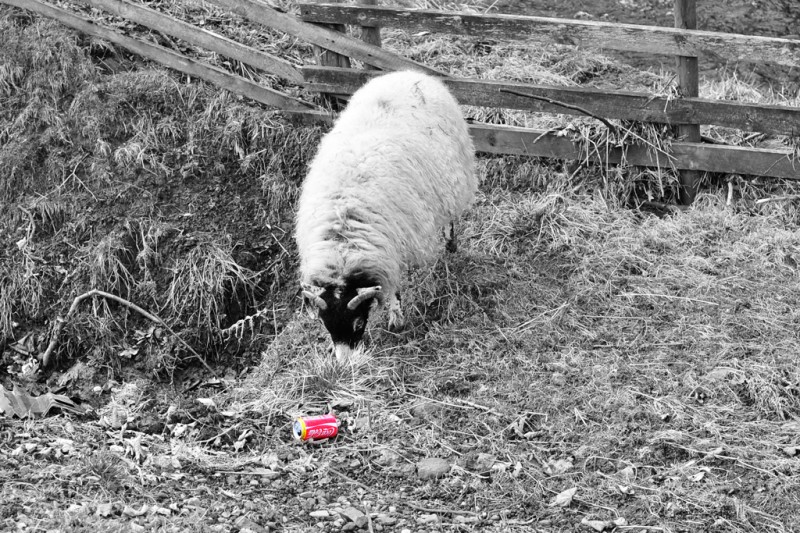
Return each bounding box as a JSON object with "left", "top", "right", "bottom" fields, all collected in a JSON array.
[{"left": 2, "top": 0, "right": 799, "bottom": 203}]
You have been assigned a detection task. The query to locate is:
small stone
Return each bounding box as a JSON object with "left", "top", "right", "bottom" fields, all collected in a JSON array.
[
  {"left": 374, "top": 448, "right": 402, "bottom": 467},
  {"left": 417, "top": 458, "right": 450, "bottom": 480},
  {"left": 340, "top": 506, "right": 368, "bottom": 528},
  {"left": 411, "top": 402, "right": 442, "bottom": 420},
  {"left": 473, "top": 453, "right": 497, "bottom": 472},
  {"left": 376, "top": 514, "right": 396, "bottom": 525},
  {"left": 342, "top": 523, "right": 357, "bottom": 531},
  {"left": 309, "top": 510, "right": 330, "bottom": 519},
  {"left": 130, "top": 523, "right": 145, "bottom": 533},
  {"left": 235, "top": 516, "right": 266, "bottom": 533},
  {"left": 418, "top": 513, "right": 438, "bottom": 524}
]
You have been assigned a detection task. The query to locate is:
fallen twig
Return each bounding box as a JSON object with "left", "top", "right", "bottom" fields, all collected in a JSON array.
[
  {"left": 499, "top": 88, "right": 619, "bottom": 135},
  {"left": 39, "top": 289, "right": 216, "bottom": 376},
  {"left": 755, "top": 195, "right": 800, "bottom": 205}
]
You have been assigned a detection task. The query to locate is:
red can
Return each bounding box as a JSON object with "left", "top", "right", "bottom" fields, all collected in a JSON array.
[{"left": 293, "top": 414, "right": 339, "bottom": 441}]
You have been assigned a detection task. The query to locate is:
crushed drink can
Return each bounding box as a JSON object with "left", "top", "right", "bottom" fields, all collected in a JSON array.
[{"left": 293, "top": 414, "right": 339, "bottom": 441}]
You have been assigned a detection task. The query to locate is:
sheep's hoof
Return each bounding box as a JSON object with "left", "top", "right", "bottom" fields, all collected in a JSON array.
[
  {"left": 388, "top": 314, "right": 406, "bottom": 332},
  {"left": 388, "top": 294, "right": 405, "bottom": 331}
]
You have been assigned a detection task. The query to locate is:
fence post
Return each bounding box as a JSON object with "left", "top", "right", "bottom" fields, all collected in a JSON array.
[
  {"left": 674, "top": 0, "right": 700, "bottom": 204},
  {"left": 309, "top": 0, "right": 350, "bottom": 109},
  {"left": 309, "top": 0, "right": 350, "bottom": 69},
  {"left": 358, "top": 0, "right": 381, "bottom": 70}
]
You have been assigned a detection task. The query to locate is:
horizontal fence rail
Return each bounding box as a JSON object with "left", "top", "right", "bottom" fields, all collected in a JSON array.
[
  {"left": 303, "top": 67, "right": 800, "bottom": 137},
  {"left": 469, "top": 123, "right": 798, "bottom": 179},
  {"left": 3, "top": 0, "right": 312, "bottom": 111},
  {"left": 299, "top": 3, "right": 800, "bottom": 67},
  {"left": 77, "top": 0, "right": 304, "bottom": 83},
  {"left": 2, "top": 0, "right": 797, "bottom": 187},
  {"left": 282, "top": 110, "right": 797, "bottom": 180},
  {"left": 202, "top": 0, "right": 442, "bottom": 75}
]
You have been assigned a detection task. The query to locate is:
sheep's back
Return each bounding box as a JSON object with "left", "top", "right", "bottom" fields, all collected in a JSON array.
[{"left": 296, "top": 71, "right": 476, "bottom": 282}]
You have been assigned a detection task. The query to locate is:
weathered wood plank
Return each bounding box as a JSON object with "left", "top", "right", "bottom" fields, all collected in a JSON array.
[
  {"left": 1, "top": 0, "right": 312, "bottom": 111},
  {"left": 473, "top": 124, "right": 799, "bottom": 179},
  {"left": 302, "top": 67, "right": 800, "bottom": 136},
  {"left": 202, "top": 0, "right": 443, "bottom": 75},
  {"left": 298, "top": 3, "right": 800, "bottom": 68},
  {"left": 76, "top": 0, "right": 304, "bottom": 83},
  {"left": 284, "top": 110, "right": 798, "bottom": 180}
]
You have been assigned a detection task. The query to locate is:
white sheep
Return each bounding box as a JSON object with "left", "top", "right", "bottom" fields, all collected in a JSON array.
[{"left": 294, "top": 70, "right": 476, "bottom": 357}]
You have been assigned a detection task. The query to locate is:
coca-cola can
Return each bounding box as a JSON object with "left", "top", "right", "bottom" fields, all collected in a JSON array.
[{"left": 293, "top": 414, "right": 339, "bottom": 441}]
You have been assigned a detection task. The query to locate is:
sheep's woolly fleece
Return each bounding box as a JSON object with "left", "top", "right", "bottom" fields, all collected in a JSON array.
[{"left": 294, "top": 70, "right": 477, "bottom": 301}]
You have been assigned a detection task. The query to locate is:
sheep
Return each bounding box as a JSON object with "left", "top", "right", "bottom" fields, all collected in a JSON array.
[{"left": 294, "top": 70, "right": 476, "bottom": 358}]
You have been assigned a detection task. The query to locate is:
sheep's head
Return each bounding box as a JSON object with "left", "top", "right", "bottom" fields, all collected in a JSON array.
[{"left": 302, "top": 276, "right": 382, "bottom": 359}]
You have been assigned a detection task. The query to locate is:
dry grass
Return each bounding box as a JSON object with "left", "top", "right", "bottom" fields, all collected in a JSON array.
[
  {"left": 227, "top": 180, "right": 800, "bottom": 530},
  {"left": 165, "top": 237, "right": 259, "bottom": 335},
  {"left": 3, "top": 1, "right": 800, "bottom": 531}
]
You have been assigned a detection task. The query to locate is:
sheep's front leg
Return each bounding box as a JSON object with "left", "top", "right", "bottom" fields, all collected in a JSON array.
[{"left": 387, "top": 292, "right": 405, "bottom": 331}]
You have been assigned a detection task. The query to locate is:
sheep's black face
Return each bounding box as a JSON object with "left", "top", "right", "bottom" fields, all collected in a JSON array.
[
  {"left": 318, "top": 288, "right": 371, "bottom": 355},
  {"left": 303, "top": 275, "right": 382, "bottom": 358}
]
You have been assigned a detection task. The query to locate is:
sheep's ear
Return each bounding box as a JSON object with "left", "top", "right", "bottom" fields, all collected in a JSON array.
[
  {"left": 301, "top": 283, "right": 328, "bottom": 310},
  {"left": 347, "top": 285, "right": 381, "bottom": 310}
]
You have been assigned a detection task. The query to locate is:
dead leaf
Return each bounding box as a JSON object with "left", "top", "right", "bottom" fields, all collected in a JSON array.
[
  {"left": 123, "top": 505, "right": 149, "bottom": 517},
  {"left": 618, "top": 465, "right": 636, "bottom": 480},
  {"left": 95, "top": 503, "right": 114, "bottom": 517},
  {"left": 549, "top": 487, "right": 577, "bottom": 507},
  {"left": 705, "top": 367, "right": 733, "bottom": 382},
  {"left": 617, "top": 484, "right": 635, "bottom": 495},
  {"left": 197, "top": 398, "right": 217, "bottom": 409},
  {"left": 688, "top": 470, "right": 707, "bottom": 482},
  {"left": 234, "top": 429, "right": 252, "bottom": 451},
  {"left": 545, "top": 458, "right": 573, "bottom": 475},
  {"left": 0, "top": 384, "right": 84, "bottom": 418},
  {"left": 782, "top": 446, "right": 799, "bottom": 457},
  {"left": 118, "top": 345, "right": 139, "bottom": 358}
]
